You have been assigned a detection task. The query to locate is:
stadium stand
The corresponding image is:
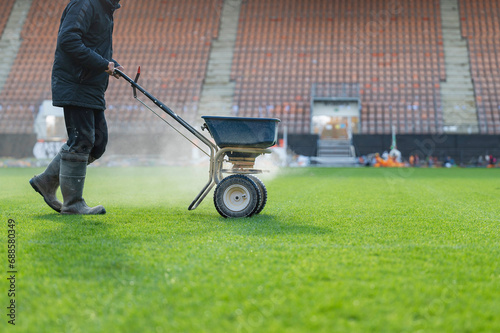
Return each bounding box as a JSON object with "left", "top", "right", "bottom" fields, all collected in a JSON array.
[
  {"left": 458, "top": 0, "right": 500, "bottom": 134},
  {"left": 0, "top": 0, "right": 223, "bottom": 134},
  {"left": 231, "top": 0, "right": 445, "bottom": 134},
  {"left": 1, "top": 0, "right": 499, "bottom": 161},
  {"left": 0, "top": 0, "right": 16, "bottom": 36}
]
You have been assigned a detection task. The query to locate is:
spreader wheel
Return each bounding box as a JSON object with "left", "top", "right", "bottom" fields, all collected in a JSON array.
[
  {"left": 248, "top": 175, "right": 267, "bottom": 215},
  {"left": 214, "top": 175, "right": 260, "bottom": 218}
]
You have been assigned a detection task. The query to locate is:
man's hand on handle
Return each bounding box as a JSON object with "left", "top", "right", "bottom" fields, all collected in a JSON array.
[{"left": 105, "top": 62, "right": 124, "bottom": 79}]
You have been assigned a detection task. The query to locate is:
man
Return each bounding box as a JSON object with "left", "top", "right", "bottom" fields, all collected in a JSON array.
[{"left": 30, "top": 0, "right": 123, "bottom": 215}]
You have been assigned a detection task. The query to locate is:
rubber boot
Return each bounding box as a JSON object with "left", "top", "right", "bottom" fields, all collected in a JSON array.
[
  {"left": 59, "top": 152, "right": 106, "bottom": 215},
  {"left": 29, "top": 145, "right": 67, "bottom": 213}
]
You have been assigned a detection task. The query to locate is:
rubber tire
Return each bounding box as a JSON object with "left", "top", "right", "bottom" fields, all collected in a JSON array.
[
  {"left": 248, "top": 175, "right": 267, "bottom": 215},
  {"left": 214, "top": 175, "right": 260, "bottom": 218}
]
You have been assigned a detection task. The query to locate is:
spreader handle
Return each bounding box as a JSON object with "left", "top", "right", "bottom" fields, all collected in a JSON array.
[{"left": 114, "top": 68, "right": 217, "bottom": 150}]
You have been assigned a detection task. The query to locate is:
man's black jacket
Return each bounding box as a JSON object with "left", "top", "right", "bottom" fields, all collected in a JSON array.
[{"left": 52, "top": 0, "right": 120, "bottom": 110}]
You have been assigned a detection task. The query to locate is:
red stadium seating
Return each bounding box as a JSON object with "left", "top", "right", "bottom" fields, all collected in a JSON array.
[
  {"left": 106, "top": 0, "right": 223, "bottom": 131},
  {"left": 231, "top": 0, "right": 445, "bottom": 134},
  {"left": 458, "top": 0, "right": 500, "bottom": 134},
  {"left": 1, "top": 0, "right": 492, "bottom": 136}
]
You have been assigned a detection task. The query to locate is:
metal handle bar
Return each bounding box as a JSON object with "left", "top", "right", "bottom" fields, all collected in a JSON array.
[{"left": 113, "top": 68, "right": 218, "bottom": 152}]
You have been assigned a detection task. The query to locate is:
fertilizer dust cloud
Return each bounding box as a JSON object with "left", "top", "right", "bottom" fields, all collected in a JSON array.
[
  {"left": 104, "top": 109, "right": 283, "bottom": 203},
  {"left": 104, "top": 119, "right": 207, "bottom": 199},
  {"left": 104, "top": 124, "right": 283, "bottom": 203}
]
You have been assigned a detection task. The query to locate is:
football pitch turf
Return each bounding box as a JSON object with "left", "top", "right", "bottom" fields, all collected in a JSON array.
[{"left": 1, "top": 166, "right": 499, "bottom": 332}]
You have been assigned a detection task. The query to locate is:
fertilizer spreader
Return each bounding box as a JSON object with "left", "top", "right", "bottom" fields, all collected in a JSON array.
[{"left": 114, "top": 68, "right": 280, "bottom": 218}]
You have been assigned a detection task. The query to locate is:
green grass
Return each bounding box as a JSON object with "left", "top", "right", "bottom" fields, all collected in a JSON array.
[{"left": 1, "top": 166, "right": 499, "bottom": 332}]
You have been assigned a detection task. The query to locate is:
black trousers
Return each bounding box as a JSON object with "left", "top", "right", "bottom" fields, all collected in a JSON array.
[{"left": 63, "top": 106, "right": 108, "bottom": 159}]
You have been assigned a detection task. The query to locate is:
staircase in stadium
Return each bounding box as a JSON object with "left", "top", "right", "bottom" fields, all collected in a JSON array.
[
  {"left": 0, "top": 0, "right": 33, "bottom": 95},
  {"left": 198, "top": 0, "right": 241, "bottom": 117},
  {"left": 311, "top": 139, "right": 357, "bottom": 166},
  {"left": 440, "top": 0, "right": 478, "bottom": 133}
]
